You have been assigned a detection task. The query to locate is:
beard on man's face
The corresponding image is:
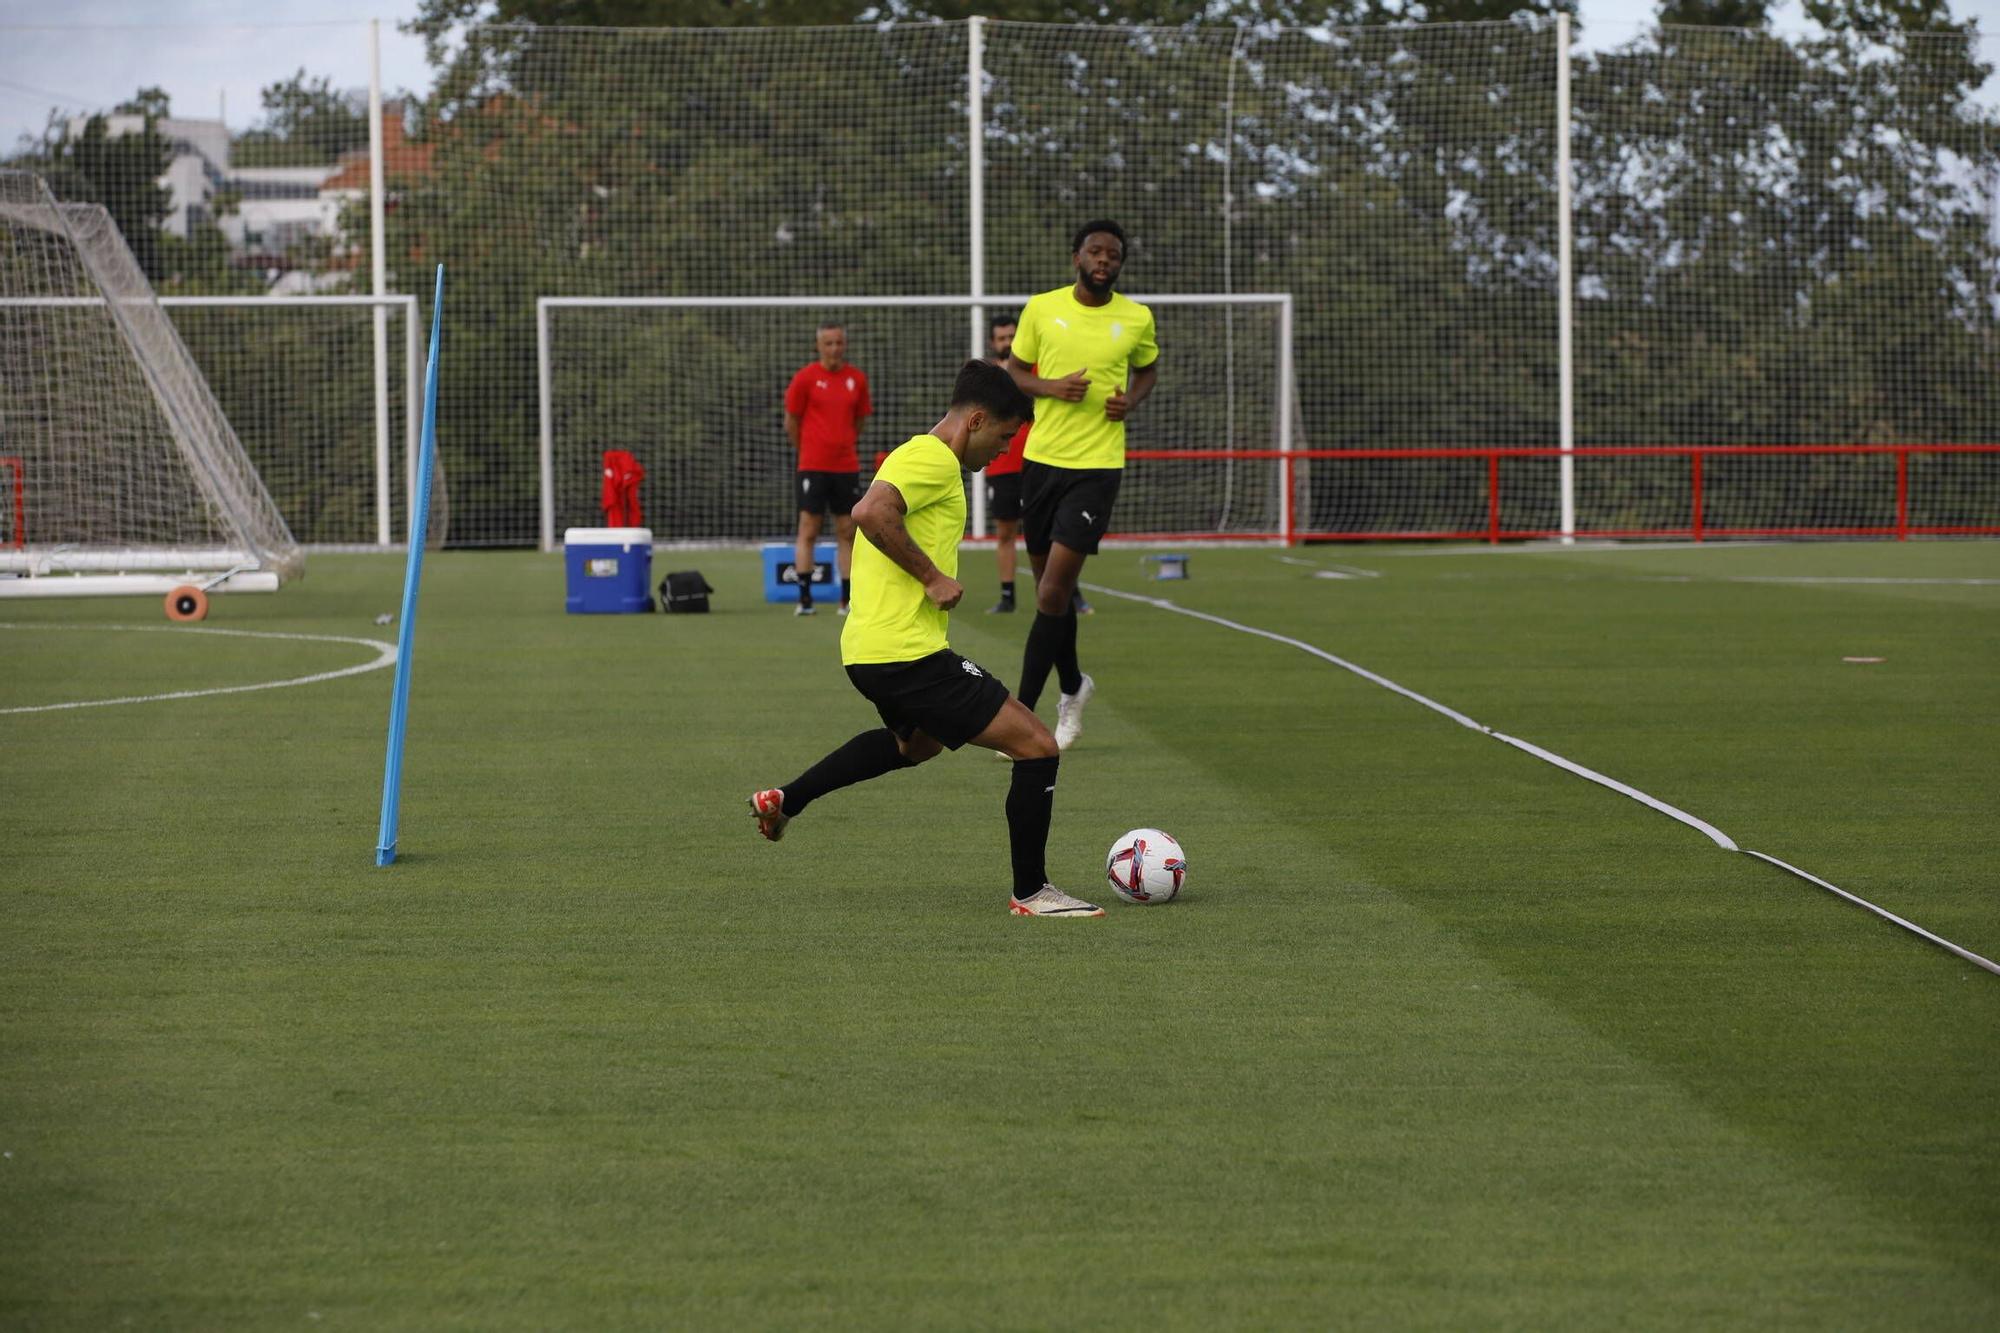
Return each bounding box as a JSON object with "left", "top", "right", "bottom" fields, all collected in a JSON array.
[{"left": 1078, "top": 266, "right": 1116, "bottom": 295}]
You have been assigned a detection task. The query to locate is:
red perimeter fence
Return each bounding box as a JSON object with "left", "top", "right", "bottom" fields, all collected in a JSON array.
[{"left": 1113, "top": 444, "right": 2000, "bottom": 544}]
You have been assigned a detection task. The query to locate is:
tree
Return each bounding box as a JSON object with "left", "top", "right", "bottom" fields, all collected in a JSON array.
[
  {"left": 234, "top": 71, "right": 371, "bottom": 167},
  {"left": 13, "top": 110, "right": 174, "bottom": 280},
  {"left": 1571, "top": 2, "right": 2000, "bottom": 494},
  {"left": 389, "top": 1, "right": 1999, "bottom": 542}
]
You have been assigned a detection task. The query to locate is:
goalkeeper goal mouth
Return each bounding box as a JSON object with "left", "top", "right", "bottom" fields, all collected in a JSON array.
[
  {"left": 534, "top": 292, "right": 1297, "bottom": 549},
  {"left": 0, "top": 170, "right": 302, "bottom": 605}
]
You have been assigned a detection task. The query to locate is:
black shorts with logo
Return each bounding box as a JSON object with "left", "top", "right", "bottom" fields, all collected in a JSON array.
[
  {"left": 985, "top": 472, "right": 1024, "bottom": 523},
  {"left": 846, "top": 649, "right": 1011, "bottom": 750},
  {"left": 797, "top": 469, "right": 860, "bottom": 517},
  {"left": 1021, "top": 460, "right": 1122, "bottom": 556}
]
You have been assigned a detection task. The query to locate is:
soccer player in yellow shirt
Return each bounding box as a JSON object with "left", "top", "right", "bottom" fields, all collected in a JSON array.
[
  {"left": 748, "top": 359, "right": 1106, "bottom": 918},
  {"left": 1005, "top": 220, "right": 1159, "bottom": 750}
]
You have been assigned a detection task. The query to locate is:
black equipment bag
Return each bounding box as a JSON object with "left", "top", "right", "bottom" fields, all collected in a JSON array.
[{"left": 659, "top": 570, "right": 714, "bottom": 613}]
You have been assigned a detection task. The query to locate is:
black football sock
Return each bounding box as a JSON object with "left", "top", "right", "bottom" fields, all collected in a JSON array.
[
  {"left": 841, "top": 578, "right": 853, "bottom": 604},
  {"left": 1018, "top": 610, "right": 1065, "bottom": 709},
  {"left": 1000, "top": 580, "right": 1015, "bottom": 602},
  {"left": 1055, "top": 602, "right": 1084, "bottom": 696},
  {"left": 780, "top": 729, "right": 914, "bottom": 817},
  {"left": 798, "top": 579, "right": 813, "bottom": 608},
  {"left": 1006, "top": 755, "right": 1060, "bottom": 899}
]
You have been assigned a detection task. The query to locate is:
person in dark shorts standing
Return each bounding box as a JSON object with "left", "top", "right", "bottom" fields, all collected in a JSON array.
[
  {"left": 1006, "top": 220, "right": 1158, "bottom": 748},
  {"left": 982, "top": 312, "right": 1028, "bottom": 613},
  {"left": 984, "top": 315, "right": 1091, "bottom": 618},
  {"left": 749, "top": 359, "right": 1104, "bottom": 918},
  {"left": 783, "top": 322, "right": 872, "bottom": 616}
]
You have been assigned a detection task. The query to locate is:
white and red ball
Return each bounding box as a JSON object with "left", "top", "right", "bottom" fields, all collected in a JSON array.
[{"left": 1105, "top": 828, "right": 1187, "bottom": 905}]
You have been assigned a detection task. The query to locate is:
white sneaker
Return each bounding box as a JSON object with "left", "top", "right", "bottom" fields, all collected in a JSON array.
[
  {"left": 1009, "top": 884, "right": 1104, "bottom": 917},
  {"left": 1054, "top": 674, "right": 1094, "bottom": 751},
  {"left": 795, "top": 603, "right": 816, "bottom": 617}
]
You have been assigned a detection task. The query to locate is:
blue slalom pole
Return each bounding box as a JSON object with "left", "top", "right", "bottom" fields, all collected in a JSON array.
[{"left": 375, "top": 264, "right": 445, "bottom": 866}]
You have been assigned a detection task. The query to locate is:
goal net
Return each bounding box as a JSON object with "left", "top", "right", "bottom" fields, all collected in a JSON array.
[
  {"left": 0, "top": 170, "right": 302, "bottom": 594},
  {"left": 164, "top": 296, "right": 445, "bottom": 549},
  {"left": 537, "top": 293, "right": 1293, "bottom": 547}
]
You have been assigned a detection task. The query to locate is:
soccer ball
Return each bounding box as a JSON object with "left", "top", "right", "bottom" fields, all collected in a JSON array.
[{"left": 1105, "top": 828, "right": 1187, "bottom": 905}]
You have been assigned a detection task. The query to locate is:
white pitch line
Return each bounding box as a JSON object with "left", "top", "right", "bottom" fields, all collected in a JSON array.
[
  {"left": 1705, "top": 575, "right": 2000, "bottom": 587},
  {"left": 1273, "top": 555, "right": 1383, "bottom": 578},
  {"left": 1082, "top": 583, "right": 2000, "bottom": 978},
  {"left": 0, "top": 623, "right": 397, "bottom": 715}
]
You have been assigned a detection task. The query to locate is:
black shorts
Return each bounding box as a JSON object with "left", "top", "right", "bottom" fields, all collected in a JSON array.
[
  {"left": 846, "top": 649, "right": 1011, "bottom": 751},
  {"left": 1021, "top": 460, "right": 1122, "bottom": 556},
  {"left": 986, "top": 472, "right": 1023, "bottom": 523},
  {"left": 797, "top": 470, "right": 860, "bottom": 517}
]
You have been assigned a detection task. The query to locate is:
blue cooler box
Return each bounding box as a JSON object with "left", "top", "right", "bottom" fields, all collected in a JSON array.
[
  {"left": 564, "top": 527, "right": 654, "bottom": 613},
  {"left": 762, "top": 541, "right": 839, "bottom": 604}
]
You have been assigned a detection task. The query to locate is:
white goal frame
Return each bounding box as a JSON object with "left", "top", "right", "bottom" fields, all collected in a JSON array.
[
  {"left": 0, "top": 294, "right": 423, "bottom": 552},
  {"left": 1, "top": 173, "right": 298, "bottom": 598},
  {"left": 162, "top": 295, "right": 424, "bottom": 548},
  {"left": 535, "top": 292, "right": 1295, "bottom": 551}
]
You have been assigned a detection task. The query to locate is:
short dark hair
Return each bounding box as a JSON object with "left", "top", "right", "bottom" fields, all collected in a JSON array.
[
  {"left": 989, "top": 312, "right": 1018, "bottom": 336},
  {"left": 1071, "top": 219, "right": 1126, "bottom": 254},
  {"left": 951, "top": 358, "right": 1032, "bottom": 421},
  {"left": 817, "top": 321, "right": 844, "bottom": 333}
]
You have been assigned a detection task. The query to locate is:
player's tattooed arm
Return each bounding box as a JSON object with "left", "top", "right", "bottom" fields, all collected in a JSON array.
[{"left": 853, "top": 480, "right": 964, "bottom": 610}]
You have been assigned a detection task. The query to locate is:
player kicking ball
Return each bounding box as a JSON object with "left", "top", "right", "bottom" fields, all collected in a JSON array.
[{"left": 749, "top": 359, "right": 1104, "bottom": 918}]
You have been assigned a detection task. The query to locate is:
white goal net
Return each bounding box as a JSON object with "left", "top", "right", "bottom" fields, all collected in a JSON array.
[
  {"left": 537, "top": 293, "right": 1293, "bottom": 548},
  {"left": 0, "top": 170, "right": 302, "bottom": 593}
]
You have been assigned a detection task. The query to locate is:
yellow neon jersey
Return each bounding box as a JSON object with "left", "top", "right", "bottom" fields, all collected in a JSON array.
[
  {"left": 840, "top": 435, "right": 965, "bottom": 666},
  {"left": 1012, "top": 285, "right": 1159, "bottom": 471}
]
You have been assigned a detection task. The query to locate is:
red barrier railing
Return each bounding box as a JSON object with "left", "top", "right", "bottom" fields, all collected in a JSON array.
[{"left": 1117, "top": 444, "right": 2000, "bottom": 545}]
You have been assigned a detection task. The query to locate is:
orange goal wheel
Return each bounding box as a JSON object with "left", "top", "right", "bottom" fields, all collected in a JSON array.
[{"left": 165, "top": 585, "right": 209, "bottom": 622}]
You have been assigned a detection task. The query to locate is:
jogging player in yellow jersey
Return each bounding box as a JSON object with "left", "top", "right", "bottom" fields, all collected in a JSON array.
[
  {"left": 1006, "top": 219, "right": 1159, "bottom": 751},
  {"left": 749, "top": 359, "right": 1105, "bottom": 918}
]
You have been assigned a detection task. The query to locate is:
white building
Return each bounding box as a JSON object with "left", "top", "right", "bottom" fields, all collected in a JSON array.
[{"left": 73, "top": 113, "right": 341, "bottom": 270}]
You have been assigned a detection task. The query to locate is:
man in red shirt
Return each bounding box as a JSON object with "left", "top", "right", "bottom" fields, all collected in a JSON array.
[
  {"left": 783, "top": 322, "right": 873, "bottom": 615},
  {"left": 982, "top": 313, "right": 1029, "bottom": 614}
]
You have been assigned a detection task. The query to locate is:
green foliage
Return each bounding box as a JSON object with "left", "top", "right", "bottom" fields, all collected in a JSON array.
[
  {"left": 16, "top": 113, "right": 174, "bottom": 280},
  {"left": 233, "top": 69, "right": 372, "bottom": 167},
  {"left": 113, "top": 86, "right": 172, "bottom": 120}
]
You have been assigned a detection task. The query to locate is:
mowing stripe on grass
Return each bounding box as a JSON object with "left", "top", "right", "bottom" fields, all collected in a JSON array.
[
  {"left": 1084, "top": 583, "right": 2000, "bottom": 979},
  {"left": 1652, "top": 575, "right": 2000, "bottom": 587},
  {"left": 0, "top": 623, "right": 396, "bottom": 715}
]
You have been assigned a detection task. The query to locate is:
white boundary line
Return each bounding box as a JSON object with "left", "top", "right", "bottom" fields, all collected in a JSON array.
[
  {"left": 1658, "top": 575, "right": 2000, "bottom": 587},
  {"left": 1083, "top": 583, "right": 2000, "bottom": 978},
  {"left": 0, "top": 624, "right": 397, "bottom": 715}
]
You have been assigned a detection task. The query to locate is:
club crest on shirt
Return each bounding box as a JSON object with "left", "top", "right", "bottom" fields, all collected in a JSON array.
[
  {"left": 846, "top": 377, "right": 855, "bottom": 391},
  {"left": 1111, "top": 322, "right": 1123, "bottom": 336}
]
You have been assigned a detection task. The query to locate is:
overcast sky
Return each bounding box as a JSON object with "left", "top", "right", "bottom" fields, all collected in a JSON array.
[{"left": 2, "top": 0, "right": 1998, "bottom": 150}]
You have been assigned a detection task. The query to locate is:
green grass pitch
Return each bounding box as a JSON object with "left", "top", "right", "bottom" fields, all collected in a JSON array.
[{"left": 3, "top": 541, "right": 1997, "bottom": 1328}]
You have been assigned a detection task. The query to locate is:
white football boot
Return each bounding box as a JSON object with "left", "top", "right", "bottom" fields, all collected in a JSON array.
[
  {"left": 1053, "top": 673, "right": 1095, "bottom": 751},
  {"left": 1008, "top": 884, "right": 1105, "bottom": 918}
]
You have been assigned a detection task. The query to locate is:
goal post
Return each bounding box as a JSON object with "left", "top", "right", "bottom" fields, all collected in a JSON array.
[
  {"left": 536, "top": 293, "right": 1296, "bottom": 550},
  {"left": 159, "top": 295, "right": 433, "bottom": 549},
  {"left": 0, "top": 170, "right": 302, "bottom": 598}
]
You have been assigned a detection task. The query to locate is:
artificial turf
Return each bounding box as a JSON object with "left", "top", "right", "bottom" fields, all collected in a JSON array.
[{"left": 3, "top": 541, "right": 1996, "bottom": 1328}]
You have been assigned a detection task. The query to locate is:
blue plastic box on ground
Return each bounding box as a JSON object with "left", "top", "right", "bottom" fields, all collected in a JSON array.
[
  {"left": 564, "top": 527, "right": 654, "bottom": 613},
  {"left": 762, "top": 541, "right": 839, "bottom": 604}
]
